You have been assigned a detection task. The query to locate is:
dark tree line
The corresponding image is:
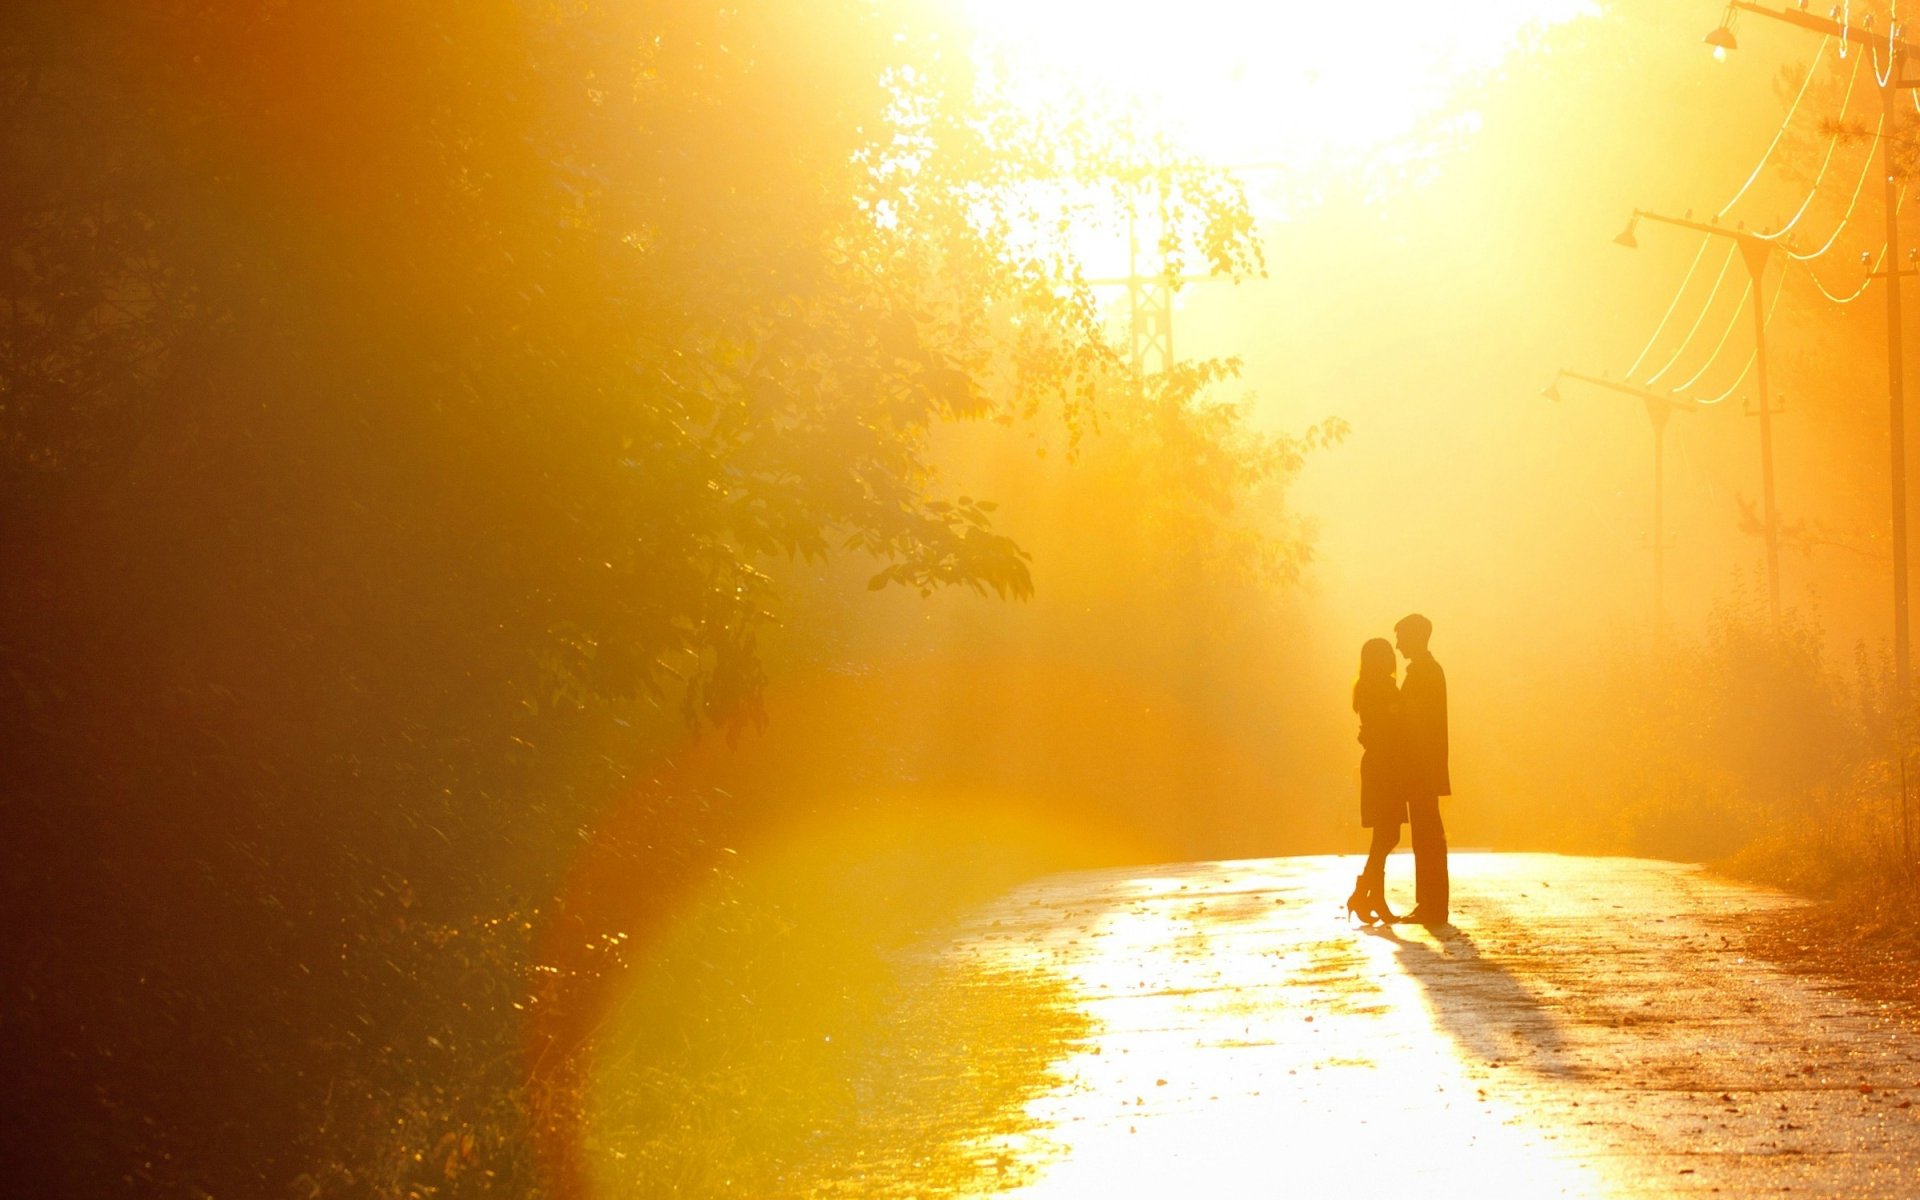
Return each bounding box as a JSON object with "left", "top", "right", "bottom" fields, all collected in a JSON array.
[{"left": 0, "top": 2, "right": 1307, "bottom": 1194}]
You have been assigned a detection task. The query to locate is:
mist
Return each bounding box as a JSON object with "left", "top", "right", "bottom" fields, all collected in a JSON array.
[{"left": 5, "top": 1, "right": 1917, "bottom": 1195}]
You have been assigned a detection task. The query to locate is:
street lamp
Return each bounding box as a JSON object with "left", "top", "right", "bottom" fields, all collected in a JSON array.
[
  {"left": 1704, "top": 21, "right": 1738, "bottom": 61},
  {"left": 1546, "top": 369, "right": 1699, "bottom": 631},
  {"left": 1614, "top": 208, "right": 1782, "bottom": 619}
]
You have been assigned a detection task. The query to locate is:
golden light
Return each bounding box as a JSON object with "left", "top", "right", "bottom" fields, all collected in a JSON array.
[
  {"left": 952, "top": 856, "right": 1608, "bottom": 1195},
  {"left": 961, "top": 0, "right": 1599, "bottom": 175}
]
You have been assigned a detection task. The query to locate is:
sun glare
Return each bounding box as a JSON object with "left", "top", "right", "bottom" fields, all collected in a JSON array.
[{"left": 962, "top": 0, "right": 1596, "bottom": 178}]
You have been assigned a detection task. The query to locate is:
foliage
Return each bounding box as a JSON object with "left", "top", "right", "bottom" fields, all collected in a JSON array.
[
  {"left": 1717, "top": 618, "right": 1920, "bottom": 909},
  {"left": 0, "top": 2, "right": 1312, "bottom": 1195},
  {"left": 1090, "top": 361, "right": 1346, "bottom": 591},
  {"left": 1555, "top": 580, "right": 1882, "bottom": 866}
]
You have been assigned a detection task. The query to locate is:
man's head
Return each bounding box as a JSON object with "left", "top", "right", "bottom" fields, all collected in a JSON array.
[{"left": 1394, "top": 613, "right": 1433, "bottom": 657}]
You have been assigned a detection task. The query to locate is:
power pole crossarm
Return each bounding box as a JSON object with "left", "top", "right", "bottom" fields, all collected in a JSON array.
[
  {"left": 1728, "top": 1, "right": 1920, "bottom": 66},
  {"left": 1627, "top": 210, "right": 1775, "bottom": 277},
  {"left": 1553, "top": 368, "right": 1704, "bottom": 413},
  {"left": 1628, "top": 209, "right": 1760, "bottom": 241}
]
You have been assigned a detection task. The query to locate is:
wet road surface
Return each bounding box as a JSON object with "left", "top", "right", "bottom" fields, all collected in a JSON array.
[{"left": 947, "top": 853, "right": 1920, "bottom": 1198}]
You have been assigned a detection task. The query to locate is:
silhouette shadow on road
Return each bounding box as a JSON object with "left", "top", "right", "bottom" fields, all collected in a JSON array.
[{"left": 1364, "top": 924, "right": 1588, "bottom": 1081}]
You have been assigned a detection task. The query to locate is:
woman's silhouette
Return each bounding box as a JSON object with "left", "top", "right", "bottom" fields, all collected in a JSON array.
[{"left": 1346, "top": 637, "right": 1407, "bottom": 925}]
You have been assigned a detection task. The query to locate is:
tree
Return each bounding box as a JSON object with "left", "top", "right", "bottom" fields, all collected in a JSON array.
[{"left": 0, "top": 2, "right": 1296, "bottom": 1194}]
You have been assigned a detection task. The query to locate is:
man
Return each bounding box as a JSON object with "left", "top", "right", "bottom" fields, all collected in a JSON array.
[{"left": 1394, "top": 613, "right": 1449, "bottom": 926}]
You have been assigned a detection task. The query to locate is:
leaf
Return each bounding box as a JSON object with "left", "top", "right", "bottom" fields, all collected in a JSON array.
[{"left": 925, "top": 366, "right": 989, "bottom": 418}]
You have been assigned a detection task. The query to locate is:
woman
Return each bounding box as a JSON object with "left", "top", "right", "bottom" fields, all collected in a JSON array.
[{"left": 1347, "top": 637, "right": 1407, "bottom": 925}]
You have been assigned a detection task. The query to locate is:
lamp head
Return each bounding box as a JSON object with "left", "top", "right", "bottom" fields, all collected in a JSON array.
[
  {"left": 1705, "top": 5, "right": 1738, "bottom": 60},
  {"left": 1614, "top": 215, "right": 1639, "bottom": 249}
]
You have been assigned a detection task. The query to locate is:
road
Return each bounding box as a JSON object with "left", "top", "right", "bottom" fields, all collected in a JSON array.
[{"left": 946, "top": 853, "right": 1920, "bottom": 1198}]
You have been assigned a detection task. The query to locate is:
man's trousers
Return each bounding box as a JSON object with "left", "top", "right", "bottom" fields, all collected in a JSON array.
[{"left": 1409, "top": 793, "right": 1449, "bottom": 918}]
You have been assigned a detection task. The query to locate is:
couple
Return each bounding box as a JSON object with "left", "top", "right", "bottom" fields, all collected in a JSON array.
[{"left": 1346, "top": 613, "right": 1449, "bottom": 928}]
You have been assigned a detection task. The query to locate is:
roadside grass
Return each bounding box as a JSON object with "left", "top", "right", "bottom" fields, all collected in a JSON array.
[
  {"left": 1720, "top": 759, "right": 1916, "bottom": 910},
  {"left": 1717, "top": 758, "right": 1920, "bottom": 995},
  {"left": 579, "top": 813, "right": 1093, "bottom": 1198}
]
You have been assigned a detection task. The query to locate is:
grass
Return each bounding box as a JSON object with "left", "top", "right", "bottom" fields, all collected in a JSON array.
[
  {"left": 1715, "top": 760, "right": 1920, "bottom": 1003},
  {"left": 576, "top": 809, "right": 1095, "bottom": 1198}
]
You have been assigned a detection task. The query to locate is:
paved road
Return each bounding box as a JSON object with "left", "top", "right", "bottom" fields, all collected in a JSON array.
[{"left": 949, "top": 853, "right": 1920, "bottom": 1198}]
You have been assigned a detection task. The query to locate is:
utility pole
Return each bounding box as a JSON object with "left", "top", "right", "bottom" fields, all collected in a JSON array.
[
  {"left": 1127, "top": 180, "right": 1176, "bottom": 377},
  {"left": 1545, "top": 369, "right": 1700, "bottom": 630},
  {"left": 1723, "top": 2, "right": 1918, "bottom": 689},
  {"left": 1883, "top": 72, "right": 1913, "bottom": 703},
  {"left": 1615, "top": 209, "right": 1783, "bottom": 618},
  {"left": 1092, "top": 163, "right": 1288, "bottom": 382},
  {"left": 1088, "top": 174, "right": 1205, "bottom": 383},
  {"left": 1720, "top": 0, "right": 1920, "bottom": 870}
]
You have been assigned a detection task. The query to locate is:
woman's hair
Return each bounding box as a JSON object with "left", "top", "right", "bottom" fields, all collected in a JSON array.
[{"left": 1352, "top": 637, "right": 1397, "bottom": 712}]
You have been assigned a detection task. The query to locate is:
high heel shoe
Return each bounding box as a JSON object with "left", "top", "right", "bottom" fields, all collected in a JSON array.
[
  {"left": 1345, "top": 875, "right": 1378, "bottom": 925},
  {"left": 1349, "top": 873, "right": 1399, "bottom": 925}
]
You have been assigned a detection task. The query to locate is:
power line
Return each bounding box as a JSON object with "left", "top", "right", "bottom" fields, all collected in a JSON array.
[
  {"left": 1798, "top": 182, "right": 1911, "bottom": 302},
  {"left": 1719, "top": 35, "right": 1833, "bottom": 219},
  {"left": 1641, "top": 244, "right": 1739, "bottom": 385},
  {"left": 1874, "top": 0, "right": 1901, "bottom": 87},
  {"left": 1691, "top": 265, "right": 1790, "bottom": 406},
  {"left": 1618, "top": 29, "right": 1851, "bottom": 399},
  {"left": 1626, "top": 236, "right": 1713, "bottom": 377},
  {"left": 1667, "top": 270, "right": 1760, "bottom": 393},
  {"left": 1785, "top": 111, "right": 1884, "bottom": 260},
  {"left": 1755, "top": 43, "right": 1864, "bottom": 242}
]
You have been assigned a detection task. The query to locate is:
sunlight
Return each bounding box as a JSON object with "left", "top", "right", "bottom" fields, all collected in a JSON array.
[
  {"left": 26, "top": 4, "right": 1920, "bottom": 1197},
  {"left": 966, "top": 857, "right": 1605, "bottom": 1197},
  {"left": 568, "top": 803, "right": 1101, "bottom": 1197},
  {"left": 962, "top": 0, "right": 1596, "bottom": 180}
]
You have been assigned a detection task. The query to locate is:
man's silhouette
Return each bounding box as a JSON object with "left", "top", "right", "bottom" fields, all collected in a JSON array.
[{"left": 1394, "top": 613, "right": 1449, "bottom": 926}]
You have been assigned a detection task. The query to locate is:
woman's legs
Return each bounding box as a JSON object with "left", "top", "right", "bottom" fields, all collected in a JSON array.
[
  {"left": 1361, "top": 822, "right": 1400, "bottom": 888},
  {"left": 1350, "top": 823, "right": 1403, "bottom": 924}
]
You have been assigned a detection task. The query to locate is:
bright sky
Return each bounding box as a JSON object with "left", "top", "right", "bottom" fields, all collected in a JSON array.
[{"left": 961, "top": 0, "right": 1598, "bottom": 175}]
